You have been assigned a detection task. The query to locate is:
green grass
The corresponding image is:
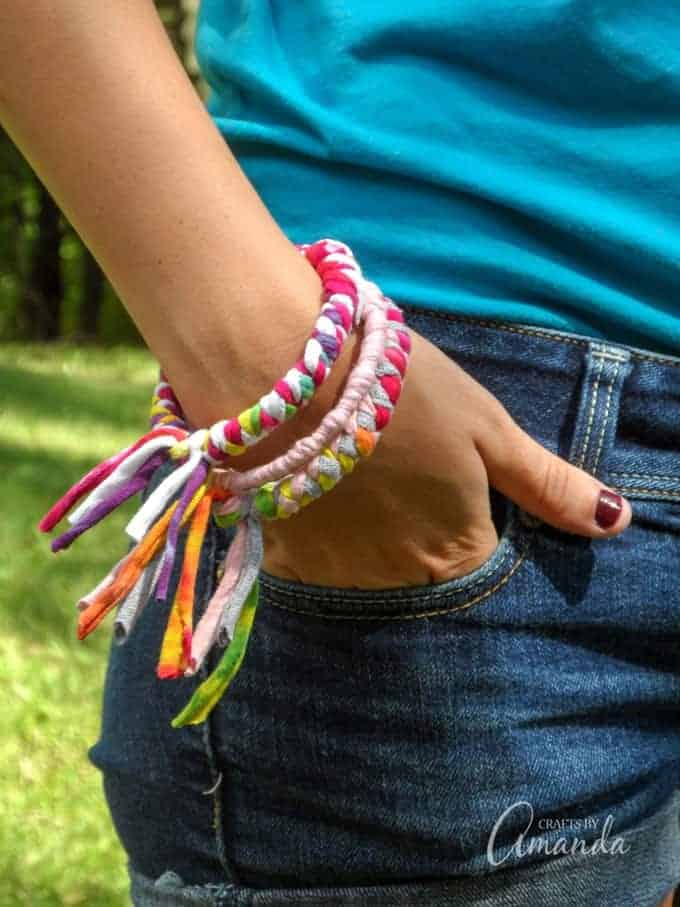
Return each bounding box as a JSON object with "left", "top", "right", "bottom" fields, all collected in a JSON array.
[{"left": 0, "top": 343, "right": 158, "bottom": 906}]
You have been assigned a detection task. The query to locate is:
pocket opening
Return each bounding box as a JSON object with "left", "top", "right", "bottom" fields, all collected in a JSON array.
[{"left": 257, "top": 494, "right": 533, "bottom": 621}]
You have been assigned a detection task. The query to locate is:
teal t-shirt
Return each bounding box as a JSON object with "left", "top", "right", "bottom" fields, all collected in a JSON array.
[{"left": 194, "top": 2, "right": 680, "bottom": 356}]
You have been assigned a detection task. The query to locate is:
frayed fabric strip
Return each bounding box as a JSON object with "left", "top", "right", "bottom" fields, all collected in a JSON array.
[
  {"left": 185, "top": 521, "right": 248, "bottom": 677},
  {"left": 126, "top": 437, "right": 206, "bottom": 545},
  {"left": 77, "top": 555, "right": 128, "bottom": 614},
  {"left": 168, "top": 518, "right": 264, "bottom": 727},
  {"left": 216, "top": 515, "right": 264, "bottom": 648},
  {"left": 67, "top": 433, "right": 184, "bottom": 528},
  {"left": 153, "top": 457, "right": 210, "bottom": 603},
  {"left": 52, "top": 449, "right": 169, "bottom": 553},
  {"left": 170, "top": 579, "right": 260, "bottom": 728},
  {"left": 157, "top": 490, "right": 215, "bottom": 679},
  {"left": 37, "top": 425, "right": 186, "bottom": 534},
  {"left": 39, "top": 238, "right": 411, "bottom": 727},
  {"left": 113, "top": 555, "right": 165, "bottom": 645}
]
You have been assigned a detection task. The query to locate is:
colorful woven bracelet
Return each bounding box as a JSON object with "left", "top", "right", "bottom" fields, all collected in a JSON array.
[
  {"left": 162, "top": 286, "right": 410, "bottom": 727},
  {"left": 39, "top": 239, "right": 411, "bottom": 727},
  {"left": 39, "top": 238, "right": 364, "bottom": 547}
]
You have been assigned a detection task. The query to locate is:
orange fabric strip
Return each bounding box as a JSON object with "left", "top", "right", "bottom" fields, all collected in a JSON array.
[
  {"left": 77, "top": 484, "right": 207, "bottom": 640},
  {"left": 157, "top": 491, "right": 213, "bottom": 679}
]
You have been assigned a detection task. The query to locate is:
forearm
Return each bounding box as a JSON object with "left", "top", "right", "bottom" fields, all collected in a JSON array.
[{"left": 0, "top": 1, "right": 350, "bottom": 457}]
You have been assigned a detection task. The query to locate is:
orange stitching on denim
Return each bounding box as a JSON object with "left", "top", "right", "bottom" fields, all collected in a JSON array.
[
  {"left": 263, "top": 547, "right": 529, "bottom": 621},
  {"left": 592, "top": 356, "right": 622, "bottom": 475},
  {"left": 590, "top": 350, "right": 629, "bottom": 362},
  {"left": 402, "top": 308, "right": 680, "bottom": 368},
  {"left": 616, "top": 488, "right": 680, "bottom": 498},
  {"left": 262, "top": 543, "right": 514, "bottom": 605},
  {"left": 609, "top": 472, "right": 680, "bottom": 480},
  {"left": 576, "top": 352, "right": 605, "bottom": 470}
]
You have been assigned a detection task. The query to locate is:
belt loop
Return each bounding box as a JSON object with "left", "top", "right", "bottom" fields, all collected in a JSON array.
[{"left": 567, "top": 341, "right": 632, "bottom": 479}]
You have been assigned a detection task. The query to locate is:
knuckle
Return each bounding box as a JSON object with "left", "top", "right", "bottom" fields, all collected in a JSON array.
[
  {"left": 480, "top": 393, "right": 515, "bottom": 438},
  {"left": 417, "top": 531, "right": 499, "bottom": 583},
  {"left": 535, "top": 454, "right": 572, "bottom": 517}
]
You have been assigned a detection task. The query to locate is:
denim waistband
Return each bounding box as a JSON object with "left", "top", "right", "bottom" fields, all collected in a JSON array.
[{"left": 396, "top": 305, "right": 680, "bottom": 501}]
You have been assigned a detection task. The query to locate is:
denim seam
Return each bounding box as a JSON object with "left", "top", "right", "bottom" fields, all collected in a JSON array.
[
  {"left": 610, "top": 471, "right": 680, "bottom": 479},
  {"left": 575, "top": 351, "right": 605, "bottom": 470},
  {"left": 258, "top": 500, "right": 531, "bottom": 603},
  {"left": 400, "top": 306, "right": 680, "bottom": 367},
  {"left": 592, "top": 355, "right": 622, "bottom": 475},
  {"left": 612, "top": 487, "right": 680, "bottom": 498},
  {"left": 199, "top": 528, "right": 240, "bottom": 887},
  {"left": 258, "top": 506, "right": 534, "bottom": 616},
  {"left": 262, "top": 545, "right": 529, "bottom": 621},
  {"left": 262, "top": 543, "right": 512, "bottom": 603}
]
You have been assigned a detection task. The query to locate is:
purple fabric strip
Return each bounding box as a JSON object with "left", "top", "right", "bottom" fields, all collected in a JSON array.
[
  {"left": 316, "top": 331, "right": 339, "bottom": 359},
  {"left": 51, "top": 450, "right": 167, "bottom": 553},
  {"left": 154, "top": 457, "right": 209, "bottom": 602}
]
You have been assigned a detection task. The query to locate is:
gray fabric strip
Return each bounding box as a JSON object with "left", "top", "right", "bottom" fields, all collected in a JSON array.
[
  {"left": 216, "top": 516, "right": 264, "bottom": 647},
  {"left": 113, "top": 554, "right": 164, "bottom": 645}
]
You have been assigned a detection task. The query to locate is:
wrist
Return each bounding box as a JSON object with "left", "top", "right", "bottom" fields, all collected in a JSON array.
[
  {"left": 160, "top": 240, "right": 326, "bottom": 432},
  {"left": 158, "top": 242, "right": 365, "bottom": 471}
]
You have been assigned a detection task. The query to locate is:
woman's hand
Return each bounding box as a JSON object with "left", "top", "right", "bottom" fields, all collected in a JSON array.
[{"left": 245, "top": 329, "right": 632, "bottom": 589}]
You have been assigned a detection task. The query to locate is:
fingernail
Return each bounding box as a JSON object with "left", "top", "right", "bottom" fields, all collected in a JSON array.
[{"left": 595, "top": 489, "right": 624, "bottom": 529}]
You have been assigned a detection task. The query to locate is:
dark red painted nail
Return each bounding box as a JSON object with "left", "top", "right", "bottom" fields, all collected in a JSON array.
[{"left": 595, "top": 489, "right": 624, "bottom": 529}]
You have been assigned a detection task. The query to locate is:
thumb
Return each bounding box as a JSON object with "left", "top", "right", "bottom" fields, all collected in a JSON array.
[{"left": 478, "top": 412, "right": 632, "bottom": 538}]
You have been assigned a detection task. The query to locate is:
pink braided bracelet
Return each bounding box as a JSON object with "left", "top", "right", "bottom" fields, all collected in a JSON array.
[{"left": 39, "top": 238, "right": 411, "bottom": 727}]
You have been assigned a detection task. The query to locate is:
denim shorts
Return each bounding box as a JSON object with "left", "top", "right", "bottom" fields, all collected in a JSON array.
[{"left": 88, "top": 307, "right": 680, "bottom": 906}]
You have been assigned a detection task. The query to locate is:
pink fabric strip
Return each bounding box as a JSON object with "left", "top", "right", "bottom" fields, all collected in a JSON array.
[{"left": 183, "top": 520, "right": 248, "bottom": 676}]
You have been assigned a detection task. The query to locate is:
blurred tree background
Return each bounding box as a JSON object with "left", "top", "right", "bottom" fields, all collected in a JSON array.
[
  {"left": 1, "top": 4, "right": 214, "bottom": 904},
  {"left": 0, "top": 0, "right": 206, "bottom": 346}
]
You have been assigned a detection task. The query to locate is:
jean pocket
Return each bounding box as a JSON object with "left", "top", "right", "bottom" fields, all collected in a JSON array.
[{"left": 256, "top": 489, "right": 535, "bottom": 622}]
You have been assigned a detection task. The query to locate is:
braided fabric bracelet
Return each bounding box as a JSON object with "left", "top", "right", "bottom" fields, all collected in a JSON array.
[{"left": 39, "top": 239, "right": 411, "bottom": 727}]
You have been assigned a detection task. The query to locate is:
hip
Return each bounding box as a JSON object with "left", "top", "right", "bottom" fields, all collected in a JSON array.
[{"left": 88, "top": 307, "right": 680, "bottom": 905}]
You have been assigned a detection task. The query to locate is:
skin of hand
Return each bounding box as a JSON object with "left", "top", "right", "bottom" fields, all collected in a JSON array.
[{"left": 214, "top": 328, "right": 633, "bottom": 589}]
